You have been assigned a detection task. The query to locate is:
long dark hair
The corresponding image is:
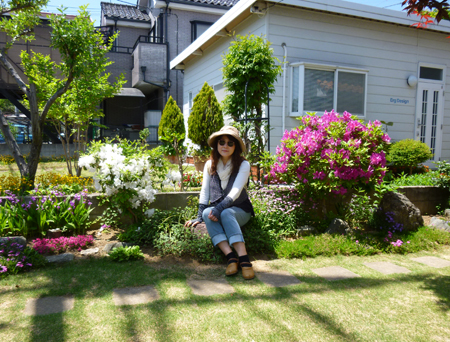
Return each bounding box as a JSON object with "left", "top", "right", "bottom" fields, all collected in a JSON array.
[{"left": 210, "top": 134, "right": 245, "bottom": 175}]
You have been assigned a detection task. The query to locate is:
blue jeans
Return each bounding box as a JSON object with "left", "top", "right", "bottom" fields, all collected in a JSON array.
[{"left": 202, "top": 206, "right": 251, "bottom": 247}]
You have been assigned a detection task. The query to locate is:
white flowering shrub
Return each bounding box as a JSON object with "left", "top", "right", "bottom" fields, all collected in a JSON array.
[
  {"left": 163, "top": 169, "right": 182, "bottom": 190},
  {"left": 79, "top": 138, "right": 168, "bottom": 223}
]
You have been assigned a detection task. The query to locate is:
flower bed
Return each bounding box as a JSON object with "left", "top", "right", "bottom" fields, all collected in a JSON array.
[
  {"left": 0, "top": 188, "right": 94, "bottom": 237},
  {"left": 0, "top": 238, "right": 47, "bottom": 278},
  {"left": 32, "top": 235, "right": 95, "bottom": 254}
]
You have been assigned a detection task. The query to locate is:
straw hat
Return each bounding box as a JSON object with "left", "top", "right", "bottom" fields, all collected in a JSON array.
[{"left": 207, "top": 126, "right": 246, "bottom": 153}]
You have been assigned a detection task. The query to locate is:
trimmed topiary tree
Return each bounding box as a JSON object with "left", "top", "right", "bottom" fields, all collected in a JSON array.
[
  {"left": 387, "top": 139, "right": 433, "bottom": 174},
  {"left": 188, "top": 82, "right": 224, "bottom": 158},
  {"left": 158, "top": 96, "right": 186, "bottom": 190}
]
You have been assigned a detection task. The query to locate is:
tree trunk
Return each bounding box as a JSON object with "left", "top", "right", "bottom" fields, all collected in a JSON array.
[
  {"left": 25, "top": 119, "right": 44, "bottom": 190},
  {"left": 0, "top": 111, "right": 28, "bottom": 177},
  {"left": 75, "top": 125, "right": 88, "bottom": 177}
]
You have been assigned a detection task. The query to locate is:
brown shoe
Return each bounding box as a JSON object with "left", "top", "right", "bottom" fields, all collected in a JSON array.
[
  {"left": 240, "top": 263, "right": 255, "bottom": 280},
  {"left": 226, "top": 259, "right": 238, "bottom": 276}
]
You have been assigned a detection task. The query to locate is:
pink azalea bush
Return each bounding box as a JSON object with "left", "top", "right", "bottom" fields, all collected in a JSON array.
[
  {"left": 32, "top": 235, "right": 94, "bottom": 254},
  {"left": 270, "top": 111, "right": 390, "bottom": 197}
]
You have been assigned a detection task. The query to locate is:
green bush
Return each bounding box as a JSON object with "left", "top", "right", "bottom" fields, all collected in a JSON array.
[
  {"left": 1, "top": 239, "right": 47, "bottom": 278},
  {"left": 387, "top": 139, "right": 433, "bottom": 174},
  {"left": 158, "top": 96, "right": 185, "bottom": 156},
  {"left": 389, "top": 170, "right": 439, "bottom": 187},
  {"left": 434, "top": 160, "right": 450, "bottom": 189},
  {"left": 109, "top": 246, "right": 144, "bottom": 262},
  {"left": 152, "top": 223, "right": 223, "bottom": 263},
  {"left": 188, "top": 82, "right": 224, "bottom": 156},
  {"left": 244, "top": 187, "right": 317, "bottom": 254}
]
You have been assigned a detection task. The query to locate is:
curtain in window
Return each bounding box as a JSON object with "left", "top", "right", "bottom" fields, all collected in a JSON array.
[
  {"left": 336, "top": 72, "right": 365, "bottom": 115},
  {"left": 304, "top": 69, "right": 334, "bottom": 112}
]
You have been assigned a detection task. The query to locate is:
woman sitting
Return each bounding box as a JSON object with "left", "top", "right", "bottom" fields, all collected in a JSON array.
[{"left": 185, "top": 126, "right": 255, "bottom": 279}]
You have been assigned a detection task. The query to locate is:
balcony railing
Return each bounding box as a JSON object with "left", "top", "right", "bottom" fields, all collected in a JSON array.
[{"left": 132, "top": 35, "right": 164, "bottom": 53}]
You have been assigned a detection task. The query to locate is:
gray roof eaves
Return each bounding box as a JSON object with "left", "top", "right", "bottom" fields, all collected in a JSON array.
[{"left": 168, "top": 0, "right": 238, "bottom": 9}]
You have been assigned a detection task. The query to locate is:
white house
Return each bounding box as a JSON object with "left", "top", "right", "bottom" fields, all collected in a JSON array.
[{"left": 170, "top": 0, "right": 450, "bottom": 162}]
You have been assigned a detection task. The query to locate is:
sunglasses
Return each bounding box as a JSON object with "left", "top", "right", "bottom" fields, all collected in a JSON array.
[{"left": 218, "top": 140, "right": 235, "bottom": 147}]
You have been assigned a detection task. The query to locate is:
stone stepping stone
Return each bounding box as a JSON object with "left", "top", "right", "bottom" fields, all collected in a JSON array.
[
  {"left": 312, "top": 266, "right": 361, "bottom": 281},
  {"left": 45, "top": 253, "right": 74, "bottom": 263},
  {"left": 364, "top": 262, "right": 411, "bottom": 275},
  {"left": 112, "top": 285, "right": 159, "bottom": 306},
  {"left": 24, "top": 295, "right": 74, "bottom": 316},
  {"left": 411, "top": 256, "right": 450, "bottom": 268},
  {"left": 187, "top": 278, "right": 235, "bottom": 296},
  {"left": 256, "top": 270, "right": 301, "bottom": 287}
]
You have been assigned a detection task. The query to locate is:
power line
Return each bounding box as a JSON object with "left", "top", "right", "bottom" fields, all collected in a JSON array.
[{"left": 382, "top": 2, "right": 403, "bottom": 9}]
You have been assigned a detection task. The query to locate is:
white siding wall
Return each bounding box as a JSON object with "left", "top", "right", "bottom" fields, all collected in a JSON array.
[
  {"left": 267, "top": 5, "right": 450, "bottom": 160},
  {"left": 182, "top": 4, "right": 450, "bottom": 160},
  {"left": 182, "top": 14, "right": 267, "bottom": 145}
]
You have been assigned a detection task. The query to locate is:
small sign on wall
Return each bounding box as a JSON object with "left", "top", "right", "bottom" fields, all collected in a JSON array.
[{"left": 390, "top": 98, "right": 410, "bottom": 104}]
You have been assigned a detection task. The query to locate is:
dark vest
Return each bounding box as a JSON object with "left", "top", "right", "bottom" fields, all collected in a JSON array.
[{"left": 209, "top": 172, "right": 254, "bottom": 216}]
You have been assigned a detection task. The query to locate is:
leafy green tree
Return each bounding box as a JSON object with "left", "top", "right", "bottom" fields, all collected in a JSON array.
[
  {"left": 45, "top": 11, "right": 124, "bottom": 177},
  {"left": 222, "top": 34, "right": 282, "bottom": 182},
  {"left": 0, "top": 1, "right": 122, "bottom": 189},
  {"left": 0, "top": 99, "right": 16, "bottom": 114},
  {"left": 158, "top": 96, "right": 187, "bottom": 190},
  {"left": 188, "top": 82, "right": 223, "bottom": 158}
]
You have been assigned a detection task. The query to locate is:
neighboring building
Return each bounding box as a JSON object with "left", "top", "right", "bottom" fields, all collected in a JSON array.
[
  {"left": 0, "top": 12, "right": 75, "bottom": 143},
  {"left": 100, "top": 0, "right": 238, "bottom": 143},
  {"left": 171, "top": 0, "right": 450, "bottom": 163},
  {"left": 0, "top": 1, "right": 238, "bottom": 144}
]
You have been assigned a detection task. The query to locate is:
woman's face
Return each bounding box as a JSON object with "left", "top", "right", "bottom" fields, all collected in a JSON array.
[{"left": 217, "top": 135, "right": 236, "bottom": 160}]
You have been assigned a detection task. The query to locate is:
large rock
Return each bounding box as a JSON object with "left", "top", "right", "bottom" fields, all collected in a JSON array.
[
  {"left": 378, "top": 191, "right": 424, "bottom": 232},
  {"left": 103, "top": 242, "right": 132, "bottom": 253},
  {"left": 80, "top": 248, "right": 99, "bottom": 256},
  {"left": 429, "top": 217, "right": 450, "bottom": 232},
  {"left": 325, "top": 218, "right": 351, "bottom": 235},
  {"left": 297, "top": 225, "right": 316, "bottom": 236},
  {"left": 0, "top": 236, "right": 27, "bottom": 246}
]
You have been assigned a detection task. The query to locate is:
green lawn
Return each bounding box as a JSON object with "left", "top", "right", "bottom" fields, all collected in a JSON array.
[{"left": 1, "top": 247, "right": 449, "bottom": 342}]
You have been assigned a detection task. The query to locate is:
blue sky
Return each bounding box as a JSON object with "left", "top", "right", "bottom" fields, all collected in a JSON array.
[{"left": 43, "top": 0, "right": 405, "bottom": 27}]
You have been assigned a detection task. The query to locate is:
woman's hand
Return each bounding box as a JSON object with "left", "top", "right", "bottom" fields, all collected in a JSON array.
[
  {"left": 184, "top": 220, "right": 200, "bottom": 227},
  {"left": 208, "top": 211, "right": 218, "bottom": 222}
]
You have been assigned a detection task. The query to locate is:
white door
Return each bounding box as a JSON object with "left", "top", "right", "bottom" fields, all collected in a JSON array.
[{"left": 415, "top": 82, "right": 444, "bottom": 162}]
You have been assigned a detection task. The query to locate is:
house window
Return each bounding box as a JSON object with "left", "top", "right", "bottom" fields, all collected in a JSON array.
[
  {"left": 419, "top": 66, "right": 443, "bottom": 81},
  {"left": 150, "top": 14, "right": 164, "bottom": 43},
  {"left": 290, "top": 63, "right": 367, "bottom": 117},
  {"left": 191, "top": 21, "right": 213, "bottom": 42}
]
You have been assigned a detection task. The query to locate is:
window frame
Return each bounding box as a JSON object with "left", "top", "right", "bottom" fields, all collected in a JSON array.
[
  {"left": 191, "top": 20, "right": 213, "bottom": 43},
  {"left": 289, "top": 62, "right": 368, "bottom": 118},
  {"left": 188, "top": 91, "right": 193, "bottom": 110},
  {"left": 418, "top": 62, "right": 446, "bottom": 84}
]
